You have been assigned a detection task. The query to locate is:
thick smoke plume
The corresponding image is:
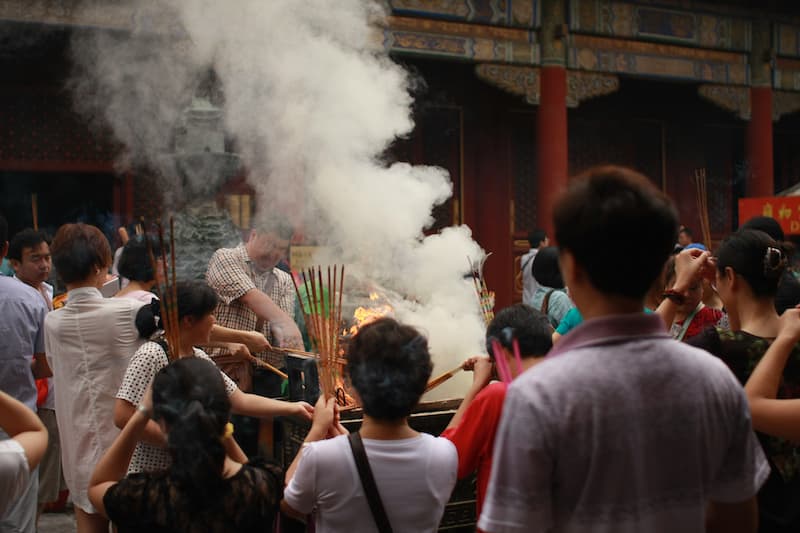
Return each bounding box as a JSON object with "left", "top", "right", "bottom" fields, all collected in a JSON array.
[{"left": 70, "top": 0, "right": 487, "bottom": 397}]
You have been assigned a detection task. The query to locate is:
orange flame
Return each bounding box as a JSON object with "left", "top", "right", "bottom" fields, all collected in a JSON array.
[{"left": 347, "top": 292, "right": 393, "bottom": 336}]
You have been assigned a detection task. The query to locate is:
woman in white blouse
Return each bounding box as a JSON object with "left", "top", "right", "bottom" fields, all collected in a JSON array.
[{"left": 44, "top": 223, "right": 146, "bottom": 533}]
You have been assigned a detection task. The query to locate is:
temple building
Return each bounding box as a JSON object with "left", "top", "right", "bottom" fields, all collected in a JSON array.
[{"left": 1, "top": 0, "right": 800, "bottom": 307}]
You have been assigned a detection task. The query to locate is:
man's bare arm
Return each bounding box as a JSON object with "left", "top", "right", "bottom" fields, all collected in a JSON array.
[
  {"left": 239, "top": 289, "right": 302, "bottom": 348},
  {"left": 0, "top": 391, "right": 48, "bottom": 469}
]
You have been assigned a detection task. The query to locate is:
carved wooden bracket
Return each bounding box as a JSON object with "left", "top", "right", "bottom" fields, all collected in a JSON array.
[
  {"left": 475, "top": 64, "right": 541, "bottom": 104},
  {"left": 698, "top": 85, "right": 751, "bottom": 120},
  {"left": 566, "top": 71, "right": 619, "bottom": 108},
  {"left": 773, "top": 91, "right": 800, "bottom": 121},
  {"left": 475, "top": 64, "right": 619, "bottom": 107},
  {"left": 699, "top": 85, "right": 800, "bottom": 121}
]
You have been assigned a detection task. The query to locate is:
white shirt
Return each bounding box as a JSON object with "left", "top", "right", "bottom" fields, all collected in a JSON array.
[
  {"left": 44, "top": 287, "right": 144, "bottom": 513},
  {"left": 0, "top": 439, "right": 29, "bottom": 518},
  {"left": 285, "top": 433, "right": 457, "bottom": 533},
  {"left": 520, "top": 248, "right": 539, "bottom": 305}
]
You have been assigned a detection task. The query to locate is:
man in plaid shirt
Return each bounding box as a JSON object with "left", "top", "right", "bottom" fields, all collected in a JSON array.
[{"left": 206, "top": 223, "right": 302, "bottom": 376}]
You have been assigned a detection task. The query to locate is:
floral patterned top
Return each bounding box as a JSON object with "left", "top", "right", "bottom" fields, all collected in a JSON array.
[{"left": 690, "top": 327, "right": 800, "bottom": 526}]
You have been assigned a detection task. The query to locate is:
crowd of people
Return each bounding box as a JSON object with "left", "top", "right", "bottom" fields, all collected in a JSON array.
[{"left": 2, "top": 164, "right": 800, "bottom": 532}]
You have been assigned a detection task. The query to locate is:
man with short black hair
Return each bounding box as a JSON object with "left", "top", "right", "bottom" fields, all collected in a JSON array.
[
  {"left": 0, "top": 216, "right": 51, "bottom": 533},
  {"left": 8, "top": 228, "right": 67, "bottom": 515},
  {"left": 520, "top": 228, "right": 548, "bottom": 306},
  {"left": 480, "top": 166, "right": 768, "bottom": 533}
]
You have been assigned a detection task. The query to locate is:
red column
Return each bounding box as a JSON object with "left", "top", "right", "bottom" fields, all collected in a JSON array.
[
  {"left": 746, "top": 86, "right": 773, "bottom": 197},
  {"left": 536, "top": 66, "right": 568, "bottom": 236}
]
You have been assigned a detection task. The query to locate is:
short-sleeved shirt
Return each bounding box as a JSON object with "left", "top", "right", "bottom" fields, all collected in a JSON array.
[
  {"left": 555, "top": 307, "right": 583, "bottom": 336},
  {"left": 104, "top": 459, "right": 282, "bottom": 533},
  {"left": 206, "top": 243, "right": 295, "bottom": 366},
  {"left": 529, "top": 286, "right": 573, "bottom": 328},
  {"left": 0, "top": 439, "right": 30, "bottom": 517},
  {"left": 45, "top": 287, "right": 145, "bottom": 513},
  {"left": 0, "top": 276, "right": 47, "bottom": 411},
  {"left": 117, "top": 342, "right": 238, "bottom": 474},
  {"left": 440, "top": 382, "right": 507, "bottom": 518},
  {"left": 479, "top": 313, "right": 769, "bottom": 533},
  {"left": 284, "top": 433, "right": 457, "bottom": 533}
]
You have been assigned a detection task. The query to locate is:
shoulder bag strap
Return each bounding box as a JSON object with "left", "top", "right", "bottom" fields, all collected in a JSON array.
[
  {"left": 674, "top": 302, "right": 704, "bottom": 342},
  {"left": 347, "top": 432, "right": 394, "bottom": 533},
  {"left": 540, "top": 289, "right": 555, "bottom": 315}
]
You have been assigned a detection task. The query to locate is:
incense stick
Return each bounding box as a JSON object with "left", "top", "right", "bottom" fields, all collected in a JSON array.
[
  {"left": 468, "top": 256, "right": 495, "bottom": 325},
  {"left": 512, "top": 338, "right": 523, "bottom": 376},
  {"left": 424, "top": 363, "right": 465, "bottom": 392},
  {"left": 251, "top": 358, "right": 289, "bottom": 380},
  {"left": 694, "top": 168, "right": 712, "bottom": 250},
  {"left": 491, "top": 338, "right": 513, "bottom": 383},
  {"left": 292, "top": 264, "right": 346, "bottom": 401},
  {"left": 31, "top": 194, "right": 38, "bottom": 231}
]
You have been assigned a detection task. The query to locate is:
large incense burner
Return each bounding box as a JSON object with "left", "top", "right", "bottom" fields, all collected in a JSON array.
[{"left": 160, "top": 96, "right": 242, "bottom": 280}]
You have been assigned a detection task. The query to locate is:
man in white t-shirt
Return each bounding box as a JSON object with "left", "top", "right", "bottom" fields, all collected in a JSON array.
[
  {"left": 479, "top": 166, "right": 768, "bottom": 533},
  {"left": 520, "top": 228, "right": 548, "bottom": 306}
]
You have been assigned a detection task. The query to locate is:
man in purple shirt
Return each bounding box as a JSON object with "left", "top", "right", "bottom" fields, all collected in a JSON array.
[
  {"left": 0, "top": 214, "right": 51, "bottom": 532},
  {"left": 479, "top": 166, "right": 768, "bottom": 533}
]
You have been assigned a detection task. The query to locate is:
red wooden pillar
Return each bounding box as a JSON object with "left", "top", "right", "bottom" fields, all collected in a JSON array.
[
  {"left": 536, "top": 66, "right": 568, "bottom": 236},
  {"left": 746, "top": 87, "right": 773, "bottom": 197}
]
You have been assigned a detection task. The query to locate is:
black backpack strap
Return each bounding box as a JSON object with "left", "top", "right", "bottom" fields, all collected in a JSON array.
[{"left": 347, "top": 432, "right": 394, "bottom": 533}]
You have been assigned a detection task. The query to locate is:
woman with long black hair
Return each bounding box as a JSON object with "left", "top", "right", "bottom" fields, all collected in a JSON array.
[{"left": 89, "top": 357, "right": 282, "bottom": 532}]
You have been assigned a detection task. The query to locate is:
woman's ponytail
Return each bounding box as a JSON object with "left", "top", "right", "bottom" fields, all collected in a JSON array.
[{"left": 151, "top": 358, "right": 231, "bottom": 508}]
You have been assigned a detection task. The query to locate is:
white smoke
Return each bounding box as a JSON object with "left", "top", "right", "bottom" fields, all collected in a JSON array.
[{"left": 70, "top": 0, "right": 487, "bottom": 398}]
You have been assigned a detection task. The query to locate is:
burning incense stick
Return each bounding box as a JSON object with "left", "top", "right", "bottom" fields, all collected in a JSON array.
[
  {"left": 31, "top": 194, "right": 38, "bottom": 231},
  {"left": 694, "top": 168, "right": 712, "bottom": 250},
  {"left": 143, "top": 218, "right": 181, "bottom": 361},
  {"left": 292, "top": 264, "right": 346, "bottom": 400},
  {"left": 468, "top": 255, "right": 495, "bottom": 325},
  {"left": 424, "top": 363, "right": 465, "bottom": 393}
]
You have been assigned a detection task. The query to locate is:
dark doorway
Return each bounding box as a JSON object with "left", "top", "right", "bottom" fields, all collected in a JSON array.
[{"left": 0, "top": 171, "right": 115, "bottom": 241}]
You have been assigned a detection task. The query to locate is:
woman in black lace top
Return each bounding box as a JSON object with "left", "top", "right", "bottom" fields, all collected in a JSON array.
[
  {"left": 687, "top": 229, "right": 800, "bottom": 532},
  {"left": 87, "top": 357, "right": 282, "bottom": 532}
]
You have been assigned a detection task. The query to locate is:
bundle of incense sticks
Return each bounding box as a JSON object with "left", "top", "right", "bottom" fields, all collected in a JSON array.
[
  {"left": 694, "top": 168, "right": 712, "bottom": 250},
  {"left": 292, "top": 265, "right": 345, "bottom": 400},
  {"left": 468, "top": 256, "right": 495, "bottom": 325},
  {"left": 144, "top": 217, "right": 181, "bottom": 361}
]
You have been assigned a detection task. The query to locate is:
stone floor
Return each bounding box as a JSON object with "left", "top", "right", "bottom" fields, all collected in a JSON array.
[{"left": 38, "top": 508, "right": 76, "bottom": 533}]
